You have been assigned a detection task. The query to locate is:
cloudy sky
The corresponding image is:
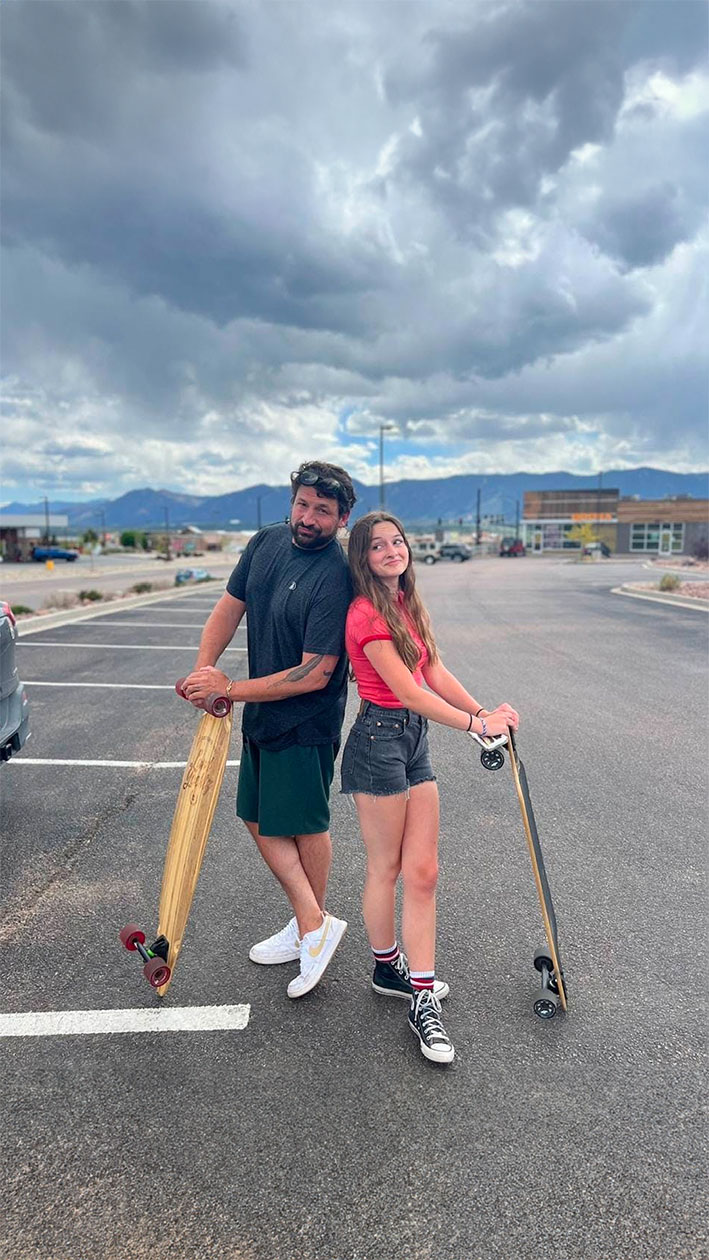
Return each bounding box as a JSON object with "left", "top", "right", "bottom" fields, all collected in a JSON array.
[{"left": 2, "top": 0, "right": 708, "bottom": 503}]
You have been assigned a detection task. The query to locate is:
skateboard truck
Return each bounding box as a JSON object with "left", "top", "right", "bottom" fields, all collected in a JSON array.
[
  {"left": 119, "top": 925, "right": 172, "bottom": 989},
  {"left": 469, "top": 730, "right": 508, "bottom": 771},
  {"left": 175, "top": 677, "right": 232, "bottom": 718}
]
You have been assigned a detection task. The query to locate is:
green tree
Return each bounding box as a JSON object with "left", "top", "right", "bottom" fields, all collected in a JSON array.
[
  {"left": 567, "top": 523, "right": 597, "bottom": 559},
  {"left": 82, "top": 528, "right": 99, "bottom": 545}
]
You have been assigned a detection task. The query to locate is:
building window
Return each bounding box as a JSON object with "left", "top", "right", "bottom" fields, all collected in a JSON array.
[{"left": 630, "top": 522, "right": 684, "bottom": 552}]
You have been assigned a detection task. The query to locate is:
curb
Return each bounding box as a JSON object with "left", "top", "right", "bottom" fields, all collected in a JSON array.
[
  {"left": 611, "top": 585, "right": 709, "bottom": 612},
  {"left": 15, "top": 579, "right": 224, "bottom": 636}
]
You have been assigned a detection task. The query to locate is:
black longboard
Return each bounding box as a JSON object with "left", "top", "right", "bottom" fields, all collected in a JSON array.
[{"left": 476, "top": 729, "right": 568, "bottom": 1018}]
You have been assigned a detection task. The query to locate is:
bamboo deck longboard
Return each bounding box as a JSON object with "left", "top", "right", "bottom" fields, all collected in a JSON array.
[
  {"left": 120, "top": 689, "right": 233, "bottom": 995},
  {"left": 155, "top": 708, "right": 233, "bottom": 995},
  {"left": 473, "top": 728, "right": 567, "bottom": 1018},
  {"left": 507, "top": 729, "right": 567, "bottom": 1015}
]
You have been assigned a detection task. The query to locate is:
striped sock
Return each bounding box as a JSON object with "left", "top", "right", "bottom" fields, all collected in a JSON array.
[
  {"left": 409, "top": 970, "right": 435, "bottom": 992},
  {"left": 373, "top": 943, "right": 400, "bottom": 966}
]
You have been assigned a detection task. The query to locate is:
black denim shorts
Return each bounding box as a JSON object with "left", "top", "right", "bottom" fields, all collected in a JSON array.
[{"left": 340, "top": 701, "right": 436, "bottom": 798}]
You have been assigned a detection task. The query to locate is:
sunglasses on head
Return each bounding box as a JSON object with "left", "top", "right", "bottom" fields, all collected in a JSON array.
[{"left": 291, "top": 469, "right": 344, "bottom": 496}]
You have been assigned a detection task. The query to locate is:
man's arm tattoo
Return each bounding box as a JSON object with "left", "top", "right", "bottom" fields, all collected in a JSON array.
[{"left": 267, "top": 654, "right": 328, "bottom": 690}]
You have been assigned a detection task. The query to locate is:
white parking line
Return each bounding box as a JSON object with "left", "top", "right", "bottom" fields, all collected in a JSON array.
[
  {"left": 18, "top": 642, "right": 247, "bottom": 651},
  {"left": 0, "top": 1005, "right": 251, "bottom": 1037},
  {"left": 25, "top": 681, "right": 178, "bottom": 689},
  {"left": 57, "top": 621, "right": 246, "bottom": 629},
  {"left": 12, "top": 759, "right": 241, "bottom": 768}
]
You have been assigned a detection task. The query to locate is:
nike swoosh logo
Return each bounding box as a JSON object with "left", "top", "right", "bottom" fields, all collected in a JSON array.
[{"left": 308, "top": 915, "right": 332, "bottom": 958}]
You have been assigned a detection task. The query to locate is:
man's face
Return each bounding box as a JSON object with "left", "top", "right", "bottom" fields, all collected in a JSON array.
[{"left": 290, "top": 484, "right": 348, "bottom": 549}]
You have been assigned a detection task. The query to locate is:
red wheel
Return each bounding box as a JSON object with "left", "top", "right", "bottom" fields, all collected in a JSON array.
[
  {"left": 175, "top": 678, "right": 187, "bottom": 699},
  {"left": 144, "top": 956, "right": 171, "bottom": 988},
  {"left": 205, "top": 692, "right": 231, "bottom": 718},
  {"left": 120, "top": 923, "right": 145, "bottom": 951}
]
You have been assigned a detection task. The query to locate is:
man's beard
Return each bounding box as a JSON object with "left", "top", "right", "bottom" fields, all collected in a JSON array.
[{"left": 290, "top": 520, "right": 335, "bottom": 550}]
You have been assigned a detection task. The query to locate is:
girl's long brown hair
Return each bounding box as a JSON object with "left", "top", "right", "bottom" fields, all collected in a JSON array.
[{"left": 347, "top": 512, "right": 438, "bottom": 671}]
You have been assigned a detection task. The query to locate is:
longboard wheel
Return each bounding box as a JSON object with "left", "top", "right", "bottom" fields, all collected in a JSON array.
[
  {"left": 533, "top": 989, "right": 559, "bottom": 1020},
  {"left": 120, "top": 923, "right": 146, "bottom": 951},
  {"left": 205, "top": 692, "right": 230, "bottom": 718},
  {"left": 144, "top": 956, "right": 171, "bottom": 989},
  {"left": 533, "top": 948, "right": 554, "bottom": 973},
  {"left": 481, "top": 748, "right": 505, "bottom": 771}
]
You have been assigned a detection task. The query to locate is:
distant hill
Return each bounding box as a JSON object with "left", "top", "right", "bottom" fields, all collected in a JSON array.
[{"left": 3, "top": 468, "right": 708, "bottom": 531}]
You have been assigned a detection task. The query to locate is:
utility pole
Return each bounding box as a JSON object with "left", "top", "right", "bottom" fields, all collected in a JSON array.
[
  {"left": 43, "top": 495, "right": 50, "bottom": 544},
  {"left": 476, "top": 488, "right": 481, "bottom": 545},
  {"left": 257, "top": 495, "right": 263, "bottom": 530},
  {"left": 164, "top": 506, "right": 171, "bottom": 561},
  {"left": 515, "top": 499, "right": 520, "bottom": 541},
  {"left": 379, "top": 423, "right": 396, "bottom": 508}
]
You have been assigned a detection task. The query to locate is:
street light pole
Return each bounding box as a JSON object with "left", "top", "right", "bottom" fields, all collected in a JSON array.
[
  {"left": 379, "top": 423, "right": 396, "bottom": 508},
  {"left": 43, "top": 495, "right": 50, "bottom": 545}
]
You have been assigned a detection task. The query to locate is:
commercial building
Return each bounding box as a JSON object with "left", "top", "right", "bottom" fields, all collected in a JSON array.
[
  {"left": 521, "top": 490, "right": 708, "bottom": 557},
  {"left": 0, "top": 513, "right": 70, "bottom": 562}
]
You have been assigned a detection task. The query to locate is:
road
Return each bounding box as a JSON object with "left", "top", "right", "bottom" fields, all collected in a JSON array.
[
  {"left": 1, "top": 552, "right": 238, "bottom": 610},
  {"left": 2, "top": 558, "right": 707, "bottom": 1260}
]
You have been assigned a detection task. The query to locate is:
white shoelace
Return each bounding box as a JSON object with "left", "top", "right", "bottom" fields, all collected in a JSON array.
[{"left": 413, "top": 990, "right": 450, "bottom": 1044}]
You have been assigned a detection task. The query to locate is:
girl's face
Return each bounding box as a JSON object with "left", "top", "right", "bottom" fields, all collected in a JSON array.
[{"left": 367, "top": 521, "right": 410, "bottom": 585}]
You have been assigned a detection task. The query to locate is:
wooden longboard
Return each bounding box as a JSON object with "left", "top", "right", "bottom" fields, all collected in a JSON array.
[
  {"left": 155, "top": 707, "right": 233, "bottom": 996},
  {"left": 507, "top": 729, "right": 568, "bottom": 1013}
]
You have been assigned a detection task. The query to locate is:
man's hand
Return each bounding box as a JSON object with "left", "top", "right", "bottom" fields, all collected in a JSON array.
[{"left": 180, "top": 666, "right": 231, "bottom": 709}]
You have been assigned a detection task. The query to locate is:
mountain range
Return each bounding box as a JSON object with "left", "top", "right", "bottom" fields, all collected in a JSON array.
[{"left": 3, "top": 468, "right": 707, "bottom": 531}]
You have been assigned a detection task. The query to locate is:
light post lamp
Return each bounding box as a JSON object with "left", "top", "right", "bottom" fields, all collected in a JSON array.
[{"left": 379, "top": 423, "right": 396, "bottom": 508}]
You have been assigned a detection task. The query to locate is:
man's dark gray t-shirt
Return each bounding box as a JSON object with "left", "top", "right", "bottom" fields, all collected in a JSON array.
[{"left": 226, "top": 523, "right": 352, "bottom": 751}]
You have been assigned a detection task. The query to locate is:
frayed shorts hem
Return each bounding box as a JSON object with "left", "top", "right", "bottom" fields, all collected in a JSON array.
[{"left": 340, "top": 774, "right": 437, "bottom": 799}]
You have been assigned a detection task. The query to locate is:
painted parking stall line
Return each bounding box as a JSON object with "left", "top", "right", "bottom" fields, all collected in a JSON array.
[
  {"left": 18, "top": 642, "right": 247, "bottom": 651},
  {"left": 25, "top": 681, "right": 178, "bottom": 690},
  {"left": 11, "top": 759, "right": 241, "bottom": 768},
  {"left": 0, "top": 1005, "right": 251, "bottom": 1038}
]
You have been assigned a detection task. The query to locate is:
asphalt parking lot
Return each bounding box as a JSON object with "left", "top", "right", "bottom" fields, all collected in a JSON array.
[{"left": 2, "top": 559, "right": 707, "bottom": 1260}]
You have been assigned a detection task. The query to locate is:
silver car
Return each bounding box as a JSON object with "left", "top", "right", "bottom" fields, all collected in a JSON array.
[{"left": 0, "top": 600, "right": 30, "bottom": 762}]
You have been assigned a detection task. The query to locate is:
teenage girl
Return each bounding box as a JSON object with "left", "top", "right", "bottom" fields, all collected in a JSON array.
[{"left": 341, "top": 512, "right": 519, "bottom": 1064}]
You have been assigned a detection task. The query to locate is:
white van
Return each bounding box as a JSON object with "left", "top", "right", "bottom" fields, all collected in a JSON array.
[{"left": 411, "top": 540, "right": 441, "bottom": 565}]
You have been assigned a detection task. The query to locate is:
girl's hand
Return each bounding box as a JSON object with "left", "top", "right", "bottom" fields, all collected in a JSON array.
[
  {"left": 181, "top": 666, "right": 230, "bottom": 709},
  {"left": 486, "top": 703, "right": 520, "bottom": 732},
  {"left": 483, "top": 710, "right": 514, "bottom": 737}
]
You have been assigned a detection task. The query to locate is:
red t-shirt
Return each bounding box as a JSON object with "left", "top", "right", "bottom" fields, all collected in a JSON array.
[{"left": 346, "top": 594, "right": 428, "bottom": 707}]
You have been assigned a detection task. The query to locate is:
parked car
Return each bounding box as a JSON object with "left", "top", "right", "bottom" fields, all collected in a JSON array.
[
  {"left": 32, "top": 545, "right": 79, "bottom": 562},
  {"left": 411, "top": 541, "right": 441, "bottom": 565},
  {"left": 583, "top": 541, "right": 612, "bottom": 557},
  {"left": 439, "top": 543, "right": 472, "bottom": 562},
  {"left": 499, "top": 537, "right": 526, "bottom": 557},
  {"left": 0, "top": 601, "right": 30, "bottom": 763},
  {"left": 175, "top": 567, "right": 213, "bottom": 585}
]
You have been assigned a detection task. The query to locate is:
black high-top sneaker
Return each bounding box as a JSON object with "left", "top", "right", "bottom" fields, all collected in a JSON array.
[
  {"left": 372, "top": 952, "right": 449, "bottom": 1001},
  {"left": 408, "top": 989, "right": 455, "bottom": 1063}
]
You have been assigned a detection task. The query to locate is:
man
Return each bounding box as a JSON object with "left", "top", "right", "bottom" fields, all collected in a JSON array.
[{"left": 181, "top": 460, "right": 356, "bottom": 998}]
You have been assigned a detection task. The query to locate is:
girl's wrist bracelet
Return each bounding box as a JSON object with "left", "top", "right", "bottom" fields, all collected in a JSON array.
[
  {"left": 480, "top": 717, "right": 488, "bottom": 738},
  {"left": 466, "top": 713, "right": 474, "bottom": 732},
  {"left": 473, "top": 706, "right": 484, "bottom": 718}
]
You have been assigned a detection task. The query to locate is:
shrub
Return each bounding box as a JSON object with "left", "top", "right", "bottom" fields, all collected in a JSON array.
[
  {"left": 79, "top": 589, "right": 103, "bottom": 602},
  {"left": 693, "top": 538, "right": 708, "bottom": 561},
  {"left": 11, "top": 604, "right": 34, "bottom": 616},
  {"left": 132, "top": 581, "right": 153, "bottom": 594},
  {"left": 659, "top": 574, "right": 680, "bottom": 592},
  {"left": 45, "top": 591, "right": 79, "bottom": 610}
]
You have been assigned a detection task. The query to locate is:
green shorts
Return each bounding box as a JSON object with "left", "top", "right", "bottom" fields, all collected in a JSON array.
[{"left": 236, "top": 737, "right": 338, "bottom": 837}]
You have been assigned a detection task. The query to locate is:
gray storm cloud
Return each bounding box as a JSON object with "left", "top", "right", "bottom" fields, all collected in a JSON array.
[{"left": 1, "top": 0, "right": 707, "bottom": 496}]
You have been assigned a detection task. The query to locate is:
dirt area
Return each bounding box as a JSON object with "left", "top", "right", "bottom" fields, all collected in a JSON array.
[{"left": 634, "top": 581, "right": 709, "bottom": 600}]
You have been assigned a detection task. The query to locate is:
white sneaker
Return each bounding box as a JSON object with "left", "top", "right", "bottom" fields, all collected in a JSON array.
[
  {"left": 249, "top": 917, "right": 300, "bottom": 965},
  {"left": 287, "top": 913, "right": 347, "bottom": 998}
]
